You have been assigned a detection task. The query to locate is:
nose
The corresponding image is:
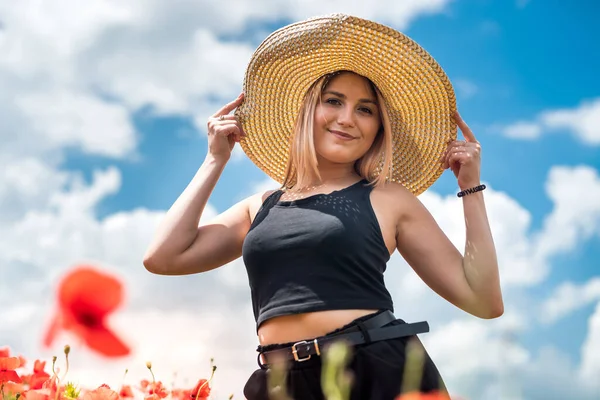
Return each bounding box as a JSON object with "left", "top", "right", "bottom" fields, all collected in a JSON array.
[{"left": 336, "top": 105, "right": 355, "bottom": 127}]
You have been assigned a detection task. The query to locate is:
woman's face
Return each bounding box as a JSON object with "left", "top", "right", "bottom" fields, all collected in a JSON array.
[{"left": 313, "top": 72, "right": 382, "bottom": 165}]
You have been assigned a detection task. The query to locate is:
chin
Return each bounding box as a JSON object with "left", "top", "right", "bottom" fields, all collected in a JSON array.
[{"left": 316, "top": 147, "right": 363, "bottom": 164}]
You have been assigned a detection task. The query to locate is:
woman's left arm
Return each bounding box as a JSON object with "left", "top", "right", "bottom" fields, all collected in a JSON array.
[
  {"left": 446, "top": 111, "right": 503, "bottom": 318},
  {"left": 394, "top": 111, "right": 503, "bottom": 319},
  {"left": 459, "top": 187, "right": 503, "bottom": 317}
]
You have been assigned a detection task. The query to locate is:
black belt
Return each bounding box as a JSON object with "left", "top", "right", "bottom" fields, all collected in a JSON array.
[{"left": 258, "top": 311, "right": 429, "bottom": 367}]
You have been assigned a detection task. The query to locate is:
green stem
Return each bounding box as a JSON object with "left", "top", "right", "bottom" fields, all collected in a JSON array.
[
  {"left": 50, "top": 356, "right": 62, "bottom": 400},
  {"left": 400, "top": 338, "right": 425, "bottom": 394},
  {"left": 195, "top": 366, "right": 216, "bottom": 399}
]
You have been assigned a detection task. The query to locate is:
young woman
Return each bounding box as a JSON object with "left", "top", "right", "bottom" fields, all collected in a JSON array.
[{"left": 143, "top": 14, "right": 503, "bottom": 400}]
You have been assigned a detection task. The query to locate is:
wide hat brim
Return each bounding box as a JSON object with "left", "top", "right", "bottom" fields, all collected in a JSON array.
[{"left": 236, "top": 13, "right": 457, "bottom": 195}]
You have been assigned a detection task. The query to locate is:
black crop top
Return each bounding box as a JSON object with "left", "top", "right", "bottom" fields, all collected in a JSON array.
[{"left": 241, "top": 179, "right": 394, "bottom": 329}]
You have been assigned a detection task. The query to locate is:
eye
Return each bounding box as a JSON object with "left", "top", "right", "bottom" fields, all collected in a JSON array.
[
  {"left": 325, "top": 98, "right": 341, "bottom": 105},
  {"left": 359, "top": 107, "right": 373, "bottom": 114}
]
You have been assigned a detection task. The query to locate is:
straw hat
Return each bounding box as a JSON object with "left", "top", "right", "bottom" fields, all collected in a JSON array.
[{"left": 236, "top": 13, "right": 457, "bottom": 195}]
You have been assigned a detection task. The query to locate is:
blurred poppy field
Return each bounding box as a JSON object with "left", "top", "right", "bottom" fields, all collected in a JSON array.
[
  {"left": 1, "top": 266, "right": 216, "bottom": 400},
  {"left": 1, "top": 265, "right": 457, "bottom": 400}
]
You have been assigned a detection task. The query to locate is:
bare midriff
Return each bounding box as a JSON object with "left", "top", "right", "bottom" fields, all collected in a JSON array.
[{"left": 257, "top": 309, "right": 379, "bottom": 346}]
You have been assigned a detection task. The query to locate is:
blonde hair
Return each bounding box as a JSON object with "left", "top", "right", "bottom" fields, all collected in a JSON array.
[{"left": 281, "top": 71, "right": 394, "bottom": 190}]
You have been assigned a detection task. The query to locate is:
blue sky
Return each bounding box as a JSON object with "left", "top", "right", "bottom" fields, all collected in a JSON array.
[
  {"left": 2, "top": 1, "right": 600, "bottom": 399},
  {"left": 77, "top": 0, "right": 600, "bottom": 356},
  {"left": 79, "top": 0, "right": 600, "bottom": 215}
]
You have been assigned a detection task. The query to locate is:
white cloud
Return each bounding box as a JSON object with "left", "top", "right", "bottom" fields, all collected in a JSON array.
[
  {"left": 0, "top": 158, "right": 70, "bottom": 223},
  {"left": 420, "top": 185, "right": 543, "bottom": 286},
  {"left": 0, "top": 165, "right": 256, "bottom": 398},
  {"left": 500, "top": 98, "right": 600, "bottom": 144},
  {"left": 503, "top": 121, "right": 542, "bottom": 139},
  {"left": 519, "top": 344, "right": 598, "bottom": 400},
  {"left": 422, "top": 318, "right": 530, "bottom": 398},
  {"left": 91, "top": 29, "right": 254, "bottom": 116},
  {"left": 0, "top": 0, "right": 452, "bottom": 163},
  {"left": 540, "top": 98, "right": 600, "bottom": 145},
  {"left": 579, "top": 301, "right": 600, "bottom": 384},
  {"left": 16, "top": 90, "right": 137, "bottom": 158},
  {"left": 540, "top": 278, "right": 600, "bottom": 324},
  {"left": 405, "top": 165, "right": 600, "bottom": 289},
  {"left": 418, "top": 308, "right": 600, "bottom": 399},
  {"left": 533, "top": 166, "right": 600, "bottom": 264}
]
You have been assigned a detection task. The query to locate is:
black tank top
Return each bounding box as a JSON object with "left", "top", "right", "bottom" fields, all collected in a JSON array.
[{"left": 242, "top": 179, "right": 394, "bottom": 329}]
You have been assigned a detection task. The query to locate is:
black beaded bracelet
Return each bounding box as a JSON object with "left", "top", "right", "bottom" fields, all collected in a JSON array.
[{"left": 457, "top": 184, "right": 486, "bottom": 197}]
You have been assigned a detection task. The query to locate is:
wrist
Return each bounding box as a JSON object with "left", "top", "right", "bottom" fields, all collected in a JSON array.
[
  {"left": 204, "top": 153, "right": 229, "bottom": 168},
  {"left": 458, "top": 180, "right": 481, "bottom": 191},
  {"left": 457, "top": 183, "right": 486, "bottom": 198}
]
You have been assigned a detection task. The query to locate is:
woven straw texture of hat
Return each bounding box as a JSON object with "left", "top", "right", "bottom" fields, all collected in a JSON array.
[{"left": 236, "top": 14, "right": 457, "bottom": 195}]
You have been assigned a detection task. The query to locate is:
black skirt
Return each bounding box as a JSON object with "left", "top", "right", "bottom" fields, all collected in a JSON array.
[{"left": 243, "top": 312, "right": 447, "bottom": 400}]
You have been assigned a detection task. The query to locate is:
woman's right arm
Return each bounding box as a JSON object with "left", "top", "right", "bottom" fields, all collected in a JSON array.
[{"left": 143, "top": 93, "right": 252, "bottom": 275}]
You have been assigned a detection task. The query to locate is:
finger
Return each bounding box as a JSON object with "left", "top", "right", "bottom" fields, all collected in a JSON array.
[
  {"left": 212, "top": 115, "right": 239, "bottom": 122},
  {"left": 454, "top": 111, "right": 478, "bottom": 143},
  {"left": 209, "top": 119, "right": 246, "bottom": 136},
  {"left": 212, "top": 93, "right": 245, "bottom": 118},
  {"left": 439, "top": 141, "right": 463, "bottom": 163},
  {"left": 226, "top": 121, "right": 246, "bottom": 136},
  {"left": 446, "top": 140, "right": 467, "bottom": 149},
  {"left": 448, "top": 151, "right": 467, "bottom": 172},
  {"left": 214, "top": 123, "right": 242, "bottom": 138},
  {"left": 208, "top": 114, "right": 242, "bottom": 128},
  {"left": 445, "top": 149, "right": 467, "bottom": 169}
]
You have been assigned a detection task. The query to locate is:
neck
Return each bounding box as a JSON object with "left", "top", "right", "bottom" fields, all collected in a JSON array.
[{"left": 307, "top": 159, "right": 360, "bottom": 187}]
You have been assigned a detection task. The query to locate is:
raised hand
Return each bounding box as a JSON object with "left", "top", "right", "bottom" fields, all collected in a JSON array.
[
  {"left": 442, "top": 111, "right": 482, "bottom": 190},
  {"left": 206, "top": 93, "right": 245, "bottom": 162}
]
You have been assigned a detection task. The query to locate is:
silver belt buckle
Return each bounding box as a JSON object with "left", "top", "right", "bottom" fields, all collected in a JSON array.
[{"left": 291, "top": 339, "right": 320, "bottom": 362}]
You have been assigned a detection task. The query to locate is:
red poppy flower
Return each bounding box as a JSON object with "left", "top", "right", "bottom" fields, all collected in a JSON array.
[
  {"left": 2, "top": 381, "right": 24, "bottom": 396},
  {"left": 25, "top": 360, "right": 51, "bottom": 390},
  {"left": 395, "top": 391, "right": 451, "bottom": 400},
  {"left": 139, "top": 380, "right": 168, "bottom": 398},
  {"left": 119, "top": 384, "right": 134, "bottom": 398},
  {"left": 35, "top": 372, "right": 61, "bottom": 398},
  {"left": 169, "top": 389, "right": 190, "bottom": 400},
  {"left": 83, "top": 384, "right": 120, "bottom": 400},
  {"left": 0, "top": 356, "right": 22, "bottom": 384},
  {"left": 190, "top": 379, "right": 211, "bottom": 399},
  {"left": 43, "top": 265, "right": 130, "bottom": 357},
  {"left": 21, "top": 389, "right": 52, "bottom": 400}
]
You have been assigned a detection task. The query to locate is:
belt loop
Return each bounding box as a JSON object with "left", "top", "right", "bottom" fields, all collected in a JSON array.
[
  {"left": 257, "top": 351, "right": 268, "bottom": 370},
  {"left": 355, "top": 320, "right": 372, "bottom": 344}
]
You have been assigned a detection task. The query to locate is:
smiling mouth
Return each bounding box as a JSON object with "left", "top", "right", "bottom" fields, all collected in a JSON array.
[{"left": 329, "top": 130, "right": 356, "bottom": 140}]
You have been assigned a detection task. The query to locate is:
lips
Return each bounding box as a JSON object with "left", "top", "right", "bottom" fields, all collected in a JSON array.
[{"left": 329, "top": 129, "right": 356, "bottom": 140}]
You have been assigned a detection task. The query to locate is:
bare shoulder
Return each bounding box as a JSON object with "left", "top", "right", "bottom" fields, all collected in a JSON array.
[
  {"left": 368, "top": 181, "right": 421, "bottom": 253},
  {"left": 371, "top": 180, "right": 413, "bottom": 197},
  {"left": 247, "top": 188, "right": 280, "bottom": 223},
  {"left": 370, "top": 180, "right": 434, "bottom": 235},
  {"left": 370, "top": 181, "right": 421, "bottom": 216}
]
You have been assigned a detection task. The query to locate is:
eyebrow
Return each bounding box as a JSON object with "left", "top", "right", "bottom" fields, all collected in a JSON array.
[{"left": 323, "top": 90, "right": 378, "bottom": 106}]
